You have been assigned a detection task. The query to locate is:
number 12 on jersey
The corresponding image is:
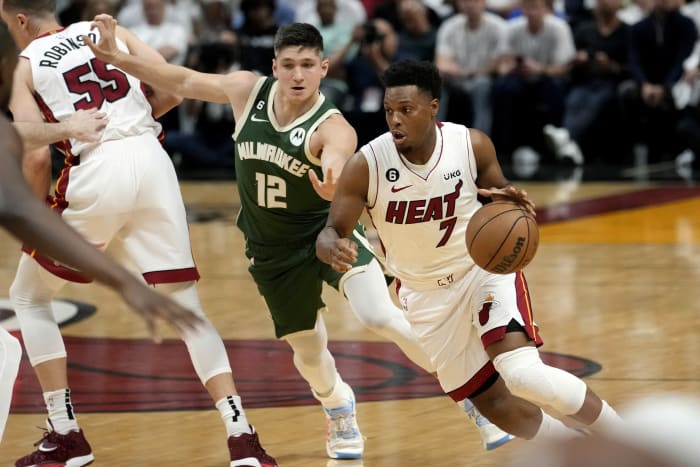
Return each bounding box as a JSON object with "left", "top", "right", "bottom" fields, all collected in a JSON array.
[{"left": 255, "top": 173, "right": 287, "bottom": 208}]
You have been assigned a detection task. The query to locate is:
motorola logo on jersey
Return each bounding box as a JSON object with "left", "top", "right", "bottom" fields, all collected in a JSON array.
[{"left": 289, "top": 127, "right": 306, "bottom": 146}]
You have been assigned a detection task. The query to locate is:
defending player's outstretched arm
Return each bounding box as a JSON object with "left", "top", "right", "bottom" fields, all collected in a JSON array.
[{"left": 83, "top": 14, "right": 257, "bottom": 112}]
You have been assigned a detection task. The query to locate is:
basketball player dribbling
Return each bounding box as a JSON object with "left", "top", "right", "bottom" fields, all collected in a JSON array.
[
  {"left": 317, "top": 59, "right": 626, "bottom": 444},
  {"left": 0, "top": 2, "right": 276, "bottom": 466},
  {"left": 0, "top": 23, "right": 201, "bottom": 449},
  {"left": 84, "top": 16, "right": 513, "bottom": 459}
]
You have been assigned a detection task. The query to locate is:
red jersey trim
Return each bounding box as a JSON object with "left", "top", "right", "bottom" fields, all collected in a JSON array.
[
  {"left": 24, "top": 247, "right": 94, "bottom": 283},
  {"left": 142, "top": 268, "right": 200, "bottom": 285},
  {"left": 35, "top": 27, "right": 67, "bottom": 40},
  {"left": 447, "top": 361, "right": 497, "bottom": 401}
]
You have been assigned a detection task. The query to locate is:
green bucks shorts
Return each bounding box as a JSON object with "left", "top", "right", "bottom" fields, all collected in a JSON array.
[{"left": 245, "top": 225, "right": 376, "bottom": 338}]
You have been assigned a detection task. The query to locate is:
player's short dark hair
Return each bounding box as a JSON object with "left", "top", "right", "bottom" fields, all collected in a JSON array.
[
  {"left": 273, "top": 23, "right": 324, "bottom": 56},
  {"left": 2, "top": 0, "right": 56, "bottom": 15},
  {"left": 381, "top": 59, "right": 442, "bottom": 100}
]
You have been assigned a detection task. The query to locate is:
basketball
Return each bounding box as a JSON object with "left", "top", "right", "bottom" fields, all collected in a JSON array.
[{"left": 465, "top": 201, "right": 539, "bottom": 274}]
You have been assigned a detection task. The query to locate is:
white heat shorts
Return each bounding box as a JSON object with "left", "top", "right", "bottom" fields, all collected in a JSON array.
[
  {"left": 26, "top": 133, "right": 198, "bottom": 284},
  {"left": 397, "top": 267, "right": 542, "bottom": 401}
]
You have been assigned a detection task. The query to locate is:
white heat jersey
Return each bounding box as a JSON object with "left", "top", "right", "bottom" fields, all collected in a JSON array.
[
  {"left": 20, "top": 22, "right": 161, "bottom": 155},
  {"left": 362, "top": 122, "right": 482, "bottom": 289}
]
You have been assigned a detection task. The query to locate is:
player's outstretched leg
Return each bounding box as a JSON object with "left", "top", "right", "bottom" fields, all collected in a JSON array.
[{"left": 344, "top": 260, "right": 512, "bottom": 450}]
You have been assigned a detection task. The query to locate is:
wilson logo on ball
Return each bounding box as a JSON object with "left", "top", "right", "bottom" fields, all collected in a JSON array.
[
  {"left": 466, "top": 201, "right": 539, "bottom": 274},
  {"left": 493, "top": 236, "right": 527, "bottom": 273}
]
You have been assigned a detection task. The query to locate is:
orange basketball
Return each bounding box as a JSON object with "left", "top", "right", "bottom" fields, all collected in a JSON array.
[{"left": 465, "top": 201, "right": 539, "bottom": 274}]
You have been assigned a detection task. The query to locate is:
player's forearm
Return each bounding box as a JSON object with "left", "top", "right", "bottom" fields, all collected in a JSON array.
[
  {"left": 14, "top": 121, "right": 72, "bottom": 152},
  {"left": 113, "top": 50, "right": 191, "bottom": 98},
  {"left": 316, "top": 226, "right": 341, "bottom": 265},
  {"left": 146, "top": 88, "right": 183, "bottom": 118}
]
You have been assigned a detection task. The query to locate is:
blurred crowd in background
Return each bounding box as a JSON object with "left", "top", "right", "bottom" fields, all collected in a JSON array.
[{"left": 54, "top": 0, "right": 700, "bottom": 178}]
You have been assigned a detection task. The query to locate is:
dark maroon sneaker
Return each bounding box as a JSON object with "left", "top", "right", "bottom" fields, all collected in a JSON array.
[
  {"left": 228, "top": 426, "right": 277, "bottom": 467},
  {"left": 15, "top": 426, "right": 94, "bottom": 467}
]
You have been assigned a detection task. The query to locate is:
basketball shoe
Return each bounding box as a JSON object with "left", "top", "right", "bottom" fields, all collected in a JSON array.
[
  {"left": 15, "top": 421, "right": 94, "bottom": 467},
  {"left": 323, "top": 383, "right": 364, "bottom": 459},
  {"left": 463, "top": 399, "right": 514, "bottom": 450},
  {"left": 227, "top": 425, "right": 277, "bottom": 467}
]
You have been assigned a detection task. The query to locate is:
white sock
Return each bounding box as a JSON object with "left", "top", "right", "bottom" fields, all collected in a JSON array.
[
  {"left": 314, "top": 375, "right": 354, "bottom": 410},
  {"left": 532, "top": 410, "right": 580, "bottom": 441},
  {"left": 44, "top": 388, "right": 79, "bottom": 434},
  {"left": 589, "top": 400, "right": 623, "bottom": 432},
  {"left": 215, "top": 395, "right": 251, "bottom": 436}
]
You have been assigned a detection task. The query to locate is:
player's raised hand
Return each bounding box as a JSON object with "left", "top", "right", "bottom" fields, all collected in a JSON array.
[
  {"left": 83, "top": 14, "right": 120, "bottom": 62},
  {"left": 118, "top": 276, "right": 203, "bottom": 343},
  {"left": 309, "top": 167, "right": 336, "bottom": 201},
  {"left": 64, "top": 109, "right": 107, "bottom": 143},
  {"left": 477, "top": 185, "right": 536, "bottom": 217}
]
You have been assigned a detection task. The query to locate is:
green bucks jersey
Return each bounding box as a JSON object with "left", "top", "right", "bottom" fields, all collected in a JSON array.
[{"left": 234, "top": 77, "right": 341, "bottom": 245}]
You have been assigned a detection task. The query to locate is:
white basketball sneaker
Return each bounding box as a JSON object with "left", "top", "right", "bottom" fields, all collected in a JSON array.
[
  {"left": 322, "top": 383, "right": 364, "bottom": 459},
  {"left": 463, "top": 399, "right": 515, "bottom": 450}
]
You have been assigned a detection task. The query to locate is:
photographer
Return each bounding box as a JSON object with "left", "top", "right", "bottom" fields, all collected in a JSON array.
[{"left": 344, "top": 18, "right": 398, "bottom": 112}]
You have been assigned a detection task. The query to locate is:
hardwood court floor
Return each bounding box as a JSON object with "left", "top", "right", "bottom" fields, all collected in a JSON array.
[{"left": 1, "top": 179, "right": 699, "bottom": 466}]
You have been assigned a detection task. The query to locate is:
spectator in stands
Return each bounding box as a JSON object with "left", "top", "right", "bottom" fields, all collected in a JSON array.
[
  {"left": 373, "top": 0, "right": 443, "bottom": 33},
  {"left": 618, "top": 0, "right": 697, "bottom": 163},
  {"left": 673, "top": 0, "right": 700, "bottom": 173},
  {"left": 307, "top": 0, "right": 359, "bottom": 108},
  {"left": 130, "top": 0, "right": 190, "bottom": 65},
  {"left": 118, "top": 0, "right": 198, "bottom": 36},
  {"left": 295, "top": 0, "right": 366, "bottom": 26},
  {"left": 617, "top": 0, "right": 653, "bottom": 24},
  {"left": 487, "top": 0, "right": 522, "bottom": 18},
  {"left": 231, "top": 0, "right": 294, "bottom": 27},
  {"left": 194, "top": 0, "right": 237, "bottom": 44},
  {"left": 127, "top": 0, "right": 191, "bottom": 134},
  {"left": 544, "top": 0, "right": 629, "bottom": 164},
  {"left": 435, "top": 0, "right": 508, "bottom": 131},
  {"left": 345, "top": 18, "right": 398, "bottom": 113},
  {"left": 235, "top": 0, "right": 278, "bottom": 75},
  {"left": 395, "top": 0, "right": 438, "bottom": 61},
  {"left": 491, "top": 0, "right": 575, "bottom": 161},
  {"left": 563, "top": 0, "right": 594, "bottom": 32}
]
